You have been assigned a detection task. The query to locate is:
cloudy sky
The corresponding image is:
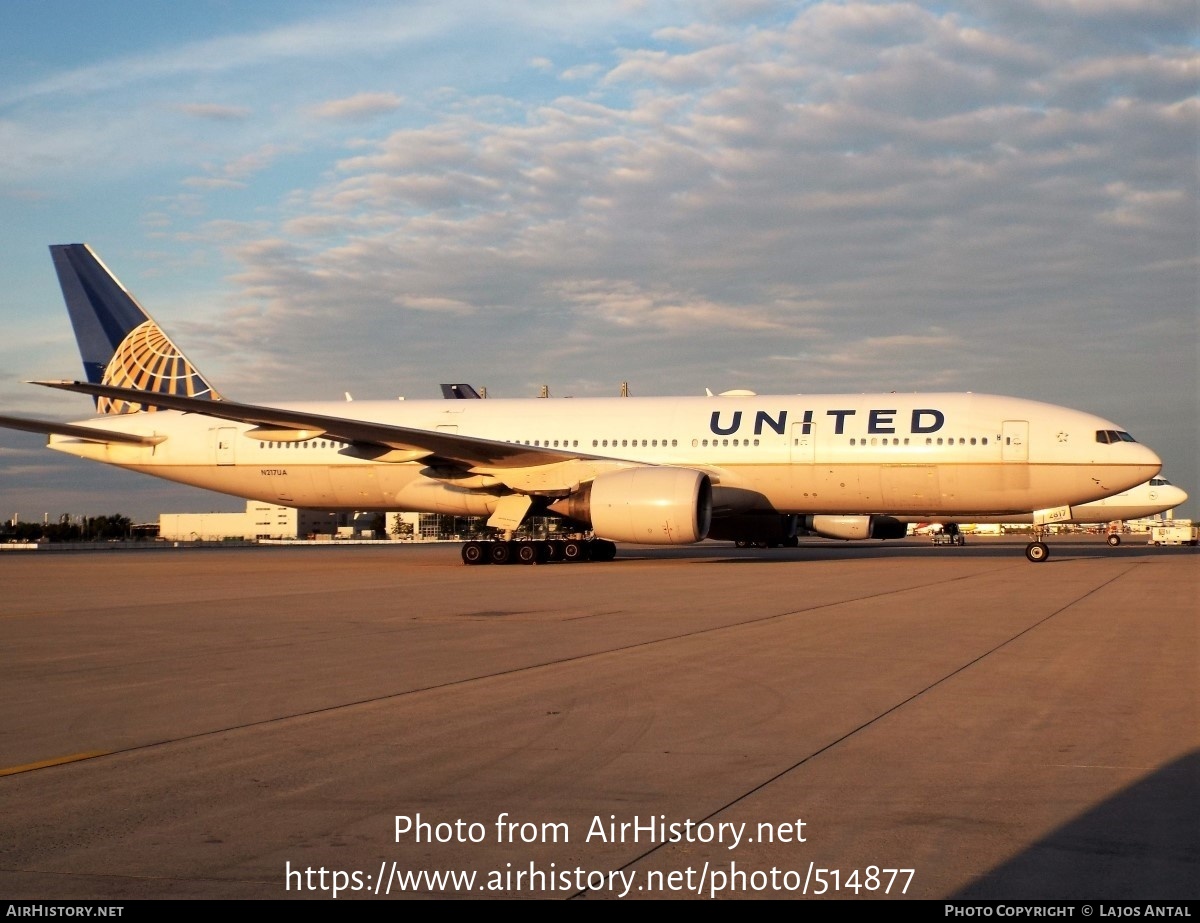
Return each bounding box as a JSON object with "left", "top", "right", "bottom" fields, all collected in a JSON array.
[{"left": 1, "top": 0, "right": 1196, "bottom": 522}]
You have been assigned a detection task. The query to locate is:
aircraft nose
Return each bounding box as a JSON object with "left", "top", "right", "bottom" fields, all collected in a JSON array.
[{"left": 1131, "top": 442, "right": 1162, "bottom": 477}]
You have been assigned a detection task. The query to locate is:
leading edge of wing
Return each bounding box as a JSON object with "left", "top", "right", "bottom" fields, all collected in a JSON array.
[
  {"left": 30, "top": 380, "right": 579, "bottom": 469},
  {"left": 0, "top": 412, "right": 166, "bottom": 446}
]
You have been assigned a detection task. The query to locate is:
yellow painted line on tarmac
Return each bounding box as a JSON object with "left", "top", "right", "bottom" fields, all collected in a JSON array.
[{"left": 0, "top": 750, "right": 111, "bottom": 776}]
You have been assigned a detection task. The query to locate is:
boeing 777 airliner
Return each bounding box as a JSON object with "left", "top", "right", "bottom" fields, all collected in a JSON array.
[{"left": 0, "top": 245, "right": 1163, "bottom": 563}]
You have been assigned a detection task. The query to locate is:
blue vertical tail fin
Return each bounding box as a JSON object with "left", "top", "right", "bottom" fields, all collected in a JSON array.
[{"left": 50, "top": 244, "right": 221, "bottom": 414}]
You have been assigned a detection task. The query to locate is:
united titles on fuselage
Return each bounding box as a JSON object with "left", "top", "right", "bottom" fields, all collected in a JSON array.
[{"left": 709, "top": 408, "right": 947, "bottom": 437}]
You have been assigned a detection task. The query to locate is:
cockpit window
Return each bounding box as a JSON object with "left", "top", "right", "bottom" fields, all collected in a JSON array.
[{"left": 1096, "top": 430, "right": 1138, "bottom": 444}]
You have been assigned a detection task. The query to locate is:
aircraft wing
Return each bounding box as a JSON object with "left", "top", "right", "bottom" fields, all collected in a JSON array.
[
  {"left": 0, "top": 412, "right": 166, "bottom": 446},
  {"left": 31, "top": 380, "right": 584, "bottom": 470}
]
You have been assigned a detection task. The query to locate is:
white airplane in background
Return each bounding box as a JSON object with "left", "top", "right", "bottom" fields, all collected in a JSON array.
[
  {"left": 900, "top": 477, "right": 1187, "bottom": 544},
  {"left": 0, "top": 244, "right": 1163, "bottom": 564},
  {"left": 1075, "top": 478, "right": 1188, "bottom": 543}
]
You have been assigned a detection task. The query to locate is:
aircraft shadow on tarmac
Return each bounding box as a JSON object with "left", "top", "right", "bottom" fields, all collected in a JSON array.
[
  {"left": 953, "top": 749, "right": 1199, "bottom": 900},
  {"left": 617, "top": 539, "right": 1188, "bottom": 564}
]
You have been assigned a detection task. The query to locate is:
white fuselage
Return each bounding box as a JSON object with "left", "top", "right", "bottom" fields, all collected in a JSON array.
[
  {"left": 1069, "top": 479, "right": 1187, "bottom": 522},
  {"left": 49, "top": 392, "right": 1161, "bottom": 518}
]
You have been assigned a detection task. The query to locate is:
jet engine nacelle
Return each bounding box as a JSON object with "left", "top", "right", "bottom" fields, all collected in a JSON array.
[
  {"left": 803, "top": 515, "right": 907, "bottom": 541},
  {"left": 549, "top": 467, "right": 712, "bottom": 544}
]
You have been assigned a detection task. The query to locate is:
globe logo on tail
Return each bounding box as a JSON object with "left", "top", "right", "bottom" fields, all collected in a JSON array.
[{"left": 100, "top": 320, "right": 219, "bottom": 414}]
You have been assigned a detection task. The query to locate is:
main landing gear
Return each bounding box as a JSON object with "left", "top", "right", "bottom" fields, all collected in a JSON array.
[{"left": 461, "top": 538, "right": 618, "bottom": 565}]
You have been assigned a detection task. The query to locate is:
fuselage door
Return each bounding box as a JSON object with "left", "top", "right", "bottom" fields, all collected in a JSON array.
[
  {"left": 214, "top": 427, "right": 237, "bottom": 466},
  {"left": 1002, "top": 420, "right": 1028, "bottom": 462},
  {"left": 790, "top": 421, "right": 814, "bottom": 464}
]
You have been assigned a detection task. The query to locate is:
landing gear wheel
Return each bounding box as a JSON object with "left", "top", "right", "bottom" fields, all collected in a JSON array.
[
  {"left": 1025, "top": 541, "right": 1049, "bottom": 563},
  {"left": 515, "top": 542, "right": 540, "bottom": 565},
  {"left": 489, "top": 541, "right": 514, "bottom": 565},
  {"left": 461, "top": 541, "right": 488, "bottom": 565},
  {"left": 545, "top": 540, "right": 565, "bottom": 562},
  {"left": 562, "top": 539, "right": 590, "bottom": 562},
  {"left": 589, "top": 539, "right": 617, "bottom": 562},
  {"left": 1107, "top": 534, "right": 1121, "bottom": 547}
]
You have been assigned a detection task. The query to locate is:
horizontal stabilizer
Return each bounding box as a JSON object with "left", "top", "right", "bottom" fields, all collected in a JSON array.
[{"left": 0, "top": 412, "right": 166, "bottom": 446}]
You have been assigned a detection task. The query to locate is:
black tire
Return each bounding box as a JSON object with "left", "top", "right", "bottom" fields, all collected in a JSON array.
[
  {"left": 1106, "top": 534, "right": 1121, "bottom": 547},
  {"left": 1025, "top": 541, "right": 1049, "bottom": 563},
  {"left": 461, "top": 541, "right": 488, "bottom": 565},
  {"left": 489, "top": 541, "right": 514, "bottom": 565},
  {"left": 590, "top": 539, "right": 617, "bottom": 561},
  {"left": 562, "top": 539, "right": 589, "bottom": 562},
  {"left": 545, "top": 540, "right": 565, "bottom": 562},
  {"left": 516, "top": 542, "right": 539, "bottom": 565}
]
